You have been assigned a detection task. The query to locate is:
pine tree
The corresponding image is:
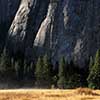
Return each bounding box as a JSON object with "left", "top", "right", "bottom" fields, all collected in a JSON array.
[
  {"left": 0, "top": 49, "right": 11, "bottom": 74},
  {"left": 66, "top": 73, "right": 81, "bottom": 89},
  {"left": 15, "top": 60, "right": 24, "bottom": 80},
  {"left": 27, "top": 62, "right": 35, "bottom": 79},
  {"left": 23, "top": 60, "right": 27, "bottom": 77},
  {"left": 9, "top": 57, "right": 16, "bottom": 78},
  {"left": 43, "top": 54, "right": 52, "bottom": 87},
  {"left": 35, "top": 55, "right": 52, "bottom": 88},
  {"left": 66, "top": 60, "right": 81, "bottom": 89},
  {"left": 15, "top": 61, "right": 20, "bottom": 79},
  {"left": 35, "top": 56, "right": 44, "bottom": 87},
  {"left": 87, "top": 49, "right": 100, "bottom": 89},
  {"left": 57, "top": 57, "right": 66, "bottom": 89}
]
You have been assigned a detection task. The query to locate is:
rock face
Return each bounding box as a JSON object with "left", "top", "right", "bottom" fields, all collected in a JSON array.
[
  {"left": 0, "top": 0, "right": 100, "bottom": 66},
  {"left": 7, "top": 0, "right": 49, "bottom": 61},
  {"left": 34, "top": 0, "right": 87, "bottom": 64},
  {"left": 0, "top": 0, "right": 20, "bottom": 23},
  {"left": 0, "top": 0, "right": 20, "bottom": 50}
]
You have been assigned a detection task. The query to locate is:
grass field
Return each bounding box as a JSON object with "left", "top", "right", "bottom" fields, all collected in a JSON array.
[{"left": 0, "top": 88, "right": 100, "bottom": 100}]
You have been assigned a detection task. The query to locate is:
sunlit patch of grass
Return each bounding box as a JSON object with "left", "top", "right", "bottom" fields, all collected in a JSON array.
[{"left": 0, "top": 88, "right": 99, "bottom": 100}]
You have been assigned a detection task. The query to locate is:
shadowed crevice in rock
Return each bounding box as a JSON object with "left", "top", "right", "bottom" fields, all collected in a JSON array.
[{"left": 0, "top": 0, "right": 21, "bottom": 51}]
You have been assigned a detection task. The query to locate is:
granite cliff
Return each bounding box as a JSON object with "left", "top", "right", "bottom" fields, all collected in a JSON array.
[{"left": 0, "top": 0, "right": 100, "bottom": 66}]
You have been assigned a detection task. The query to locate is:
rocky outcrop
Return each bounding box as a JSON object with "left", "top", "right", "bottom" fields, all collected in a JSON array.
[
  {"left": 34, "top": 0, "right": 100, "bottom": 66},
  {"left": 74, "top": 0, "right": 100, "bottom": 65},
  {"left": 7, "top": 0, "right": 49, "bottom": 61},
  {"left": 0, "top": 0, "right": 20, "bottom": 50},
  {"left": 0, "top": 0, "right": 20, "bottom": 23},
  {"left": 34, "top": 0, "right": 86, "bottom": 64}
]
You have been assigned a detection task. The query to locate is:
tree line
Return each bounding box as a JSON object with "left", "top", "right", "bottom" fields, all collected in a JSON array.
[{"left": 0, "top": 48, "right": 100, "bottom": 89}]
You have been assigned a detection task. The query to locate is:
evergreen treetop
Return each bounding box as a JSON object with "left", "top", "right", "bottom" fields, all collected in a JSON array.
[{"left": 87, "top": 49, "right": 100, "bottom": 89}]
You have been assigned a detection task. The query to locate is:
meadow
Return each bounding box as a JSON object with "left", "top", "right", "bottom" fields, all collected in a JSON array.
[{"left": 0, "top": 88, "right": 100, "bottom": 100}]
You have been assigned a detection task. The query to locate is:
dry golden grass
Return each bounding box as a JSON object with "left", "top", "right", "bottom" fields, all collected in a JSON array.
[{"left": 0, "top": 88, "right": 99, "bottom": 100}]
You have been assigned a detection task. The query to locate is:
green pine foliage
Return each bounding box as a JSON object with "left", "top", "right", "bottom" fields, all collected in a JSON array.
[
  {"left": 1, "top": 48, "right": 100, "bottom": 89},
  {"left": 35, "top": 55, "right": 52, "bottom": 88},
  {"left": 43, "top": 54, "right": 52, "bottom": 87},
  {"left": 24, "top": 62, "right": 35, "bottom": 79},
  {"left": 35, "top": 56, "right": 44, "bottom": 87},
  {"left": 23, "top": 60, "right": 28, "bottom": 77},
  {"left": 0, "top": 49, "right": 11, "bottom": 73},
  {"left": 0, "top": 49, "right": 15, "bottom": 78},
  {"left": 15, "top": 61, "right": 20, "bottom": 79},
  {"left": 57, "top": 58, "right": 81, "bottom": 89},
  {"left": 66, "top": 73, "right": 81, "bottom": 89},
  {"left": 65, "top": 60, "right": 81, "bottom": 89},
  {"left": 57, "top": 57, "right": 66, "bottom": 89},
  {"left": 29, "top": 62, "right": 35, "bottom": 79},
  {"left": 89, "top": 56, "right": 94, "bottom": 71},
  {"left": 15, "top": 60, "right": 24, "bottom": 80},
  {"left": 87, "top": 49, "right": 100, "bottom": 89}
]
